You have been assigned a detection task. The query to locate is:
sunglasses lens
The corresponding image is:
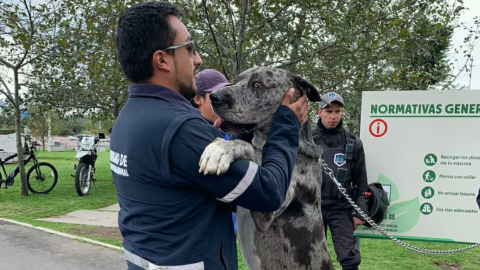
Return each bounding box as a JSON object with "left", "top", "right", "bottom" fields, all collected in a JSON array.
[{"left": 192, "top": 43, "right": 197, "bottom": 55}]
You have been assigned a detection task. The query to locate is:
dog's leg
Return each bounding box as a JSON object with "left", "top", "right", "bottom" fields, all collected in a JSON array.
[
  {"left": 199, "top": 138, "right": 255, "bottom": 175},
  {"left": 251, "top": 181, "right": 296, "bottom": 232}
]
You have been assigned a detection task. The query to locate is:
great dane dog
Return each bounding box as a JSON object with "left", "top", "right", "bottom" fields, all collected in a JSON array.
[{"left": 199, "top": 67, "right": 335, "bottom": 270}]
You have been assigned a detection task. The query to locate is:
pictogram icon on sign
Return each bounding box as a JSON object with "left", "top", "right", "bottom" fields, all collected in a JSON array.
[{"left": 369, "top": 119, "right": 388, "bottom": 137}]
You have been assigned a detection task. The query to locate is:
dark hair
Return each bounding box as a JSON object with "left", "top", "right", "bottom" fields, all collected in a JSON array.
[
  {"left": 116, "top": 2, "right": 183, "bottom": 83},
  {"left": 189, "top": 92, "right": 207, "bottom": 108}
]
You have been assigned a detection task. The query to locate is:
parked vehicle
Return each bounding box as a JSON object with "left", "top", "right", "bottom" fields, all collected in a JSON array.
[
  {"left": 0, "top": 134, "right": 58, "bottom": 193},
  {"left": 69, "top": 133, "right": 106, "bottom": 196}
]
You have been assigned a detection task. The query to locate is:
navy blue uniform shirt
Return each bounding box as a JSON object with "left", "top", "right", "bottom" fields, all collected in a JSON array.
[
  {"left": 477, "top": 188, "right": 480, "bottom": 210},
  {"left": 110, "top": 84, "right": 300, "bottom": 270}
]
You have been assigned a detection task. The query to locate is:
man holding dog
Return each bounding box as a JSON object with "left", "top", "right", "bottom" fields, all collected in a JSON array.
[
  {"left": 111, "top": 2, "right": 310, "bottom": 269},
  {"left": 313, "top": 92, "right": 369, "bottom": 270}
]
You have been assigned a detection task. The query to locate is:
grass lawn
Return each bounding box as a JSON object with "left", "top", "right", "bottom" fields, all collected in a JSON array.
[
  {"left": 0, "top": 150, "right": 121, "bottom": 246},
  {"left": 1, "top": 150, "right": 479, "bottom": 269}
]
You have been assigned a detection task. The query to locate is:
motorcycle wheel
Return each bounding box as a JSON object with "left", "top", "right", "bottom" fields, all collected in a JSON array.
[{"left": 75, "top": 163, "right": 91, "bottom": 196}]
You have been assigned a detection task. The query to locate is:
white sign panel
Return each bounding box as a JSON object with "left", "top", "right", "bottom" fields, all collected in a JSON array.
[{"left": 355, "top": 90, "right": 480, "bottom": 244}]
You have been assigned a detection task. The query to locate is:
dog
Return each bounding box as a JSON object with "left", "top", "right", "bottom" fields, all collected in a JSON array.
[{"left": 199, "top": 67, "right": 335, "bottom": 270}]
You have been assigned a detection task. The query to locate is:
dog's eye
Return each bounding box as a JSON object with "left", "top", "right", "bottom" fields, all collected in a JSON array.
[{"left": 253, "top": 82, "right": 263, "bottom": 88}]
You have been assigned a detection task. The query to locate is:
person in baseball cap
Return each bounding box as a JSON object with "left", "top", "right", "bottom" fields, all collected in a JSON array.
[
  {"left": 190, "top": 68, "right": 239, "bottom": 236},
  {"left": 319, "top": 91, "right": 344, "bottom": 109},
  {"left": 312, "top": 91, "right": 370, "bottom": 270},
  {"left": 191, "top": 69, "right": 232, "bottom": 124}
]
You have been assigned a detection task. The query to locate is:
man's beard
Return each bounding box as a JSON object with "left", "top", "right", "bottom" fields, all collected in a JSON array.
[
  {"left": 174, "top": 58, "right": 197, "bottom": 100},
  {"left": 177, "top": 77, "right": 197, "bottom": 101}
]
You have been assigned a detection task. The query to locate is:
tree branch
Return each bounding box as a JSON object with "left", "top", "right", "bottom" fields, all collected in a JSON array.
[
  {"left": 0, "top": 77, "right": 16, "bottom": 107},
  {"left": 273, "top": 41, "right": 338, "bottom": 68},
  {"left": 15, "top": 50, "right": 29, "bottom": 70},
  {"left": 243, "top": 41, "right": 268, "bottom": 57},
  {"left": 22, "top": 0, "right": 34, "bottom": 35},
  {"left": 326, "top": 48, "right": 401, "bottom": 92},
  {"left": 220, "top": 0, "right": 237, "bottom": 47},
  {"left": 235, "top": 0, "right": 249, "bottom": 75},
  {"left": 245, "top": 3, "right": 290, "bottom": 41},
  {"left": 273, "top": 1, "right": 414, "bottom": 68},
  {"left": 14, "top": 0, "right": 35, "bottom": 69},
  {"left": 441, "top": 56, "right": 471, "bottom": 91},
  {"left": 20, "top": 45, "right": 59, "bottom": 68},
  {"left": 0, "top": 57, "right": 14, "bottom": 69},
  {"left": 196, "top": 44, "right": 217, "bottom": 60},
  {"left": 202, "top": 0, "right": 228, "bottom": 78}
]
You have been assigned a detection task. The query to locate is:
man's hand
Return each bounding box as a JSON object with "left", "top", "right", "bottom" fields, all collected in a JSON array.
[
  {"left": 353, "top": 217, "right": 365, "bottom": 230},
  {"left": 282, "top": 88, "right": 308, "bottom": 126}
]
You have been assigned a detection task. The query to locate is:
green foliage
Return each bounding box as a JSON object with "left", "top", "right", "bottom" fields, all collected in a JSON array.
[
  {"left": 24, "top": 105, "right": 64, "bottom": 150},
  {"left": 15, "top": 0, "right": 480, "bottom": 134},
  {"left": 0, "top": 110, "right": 15, "bottom": 129},
  {"left": 172, "top": 0, "right": 473, "bottom": 134},
  {"left": 30, "top": 0, "right": 136, "bottom": 119},
  {"left": 84, "top": 116, "right": 114, "bottom": 135}
]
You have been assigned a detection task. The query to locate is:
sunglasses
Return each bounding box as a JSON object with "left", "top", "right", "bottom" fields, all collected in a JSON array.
[{"left": 160, "top": 40, "right": 197, "bottom": 55}]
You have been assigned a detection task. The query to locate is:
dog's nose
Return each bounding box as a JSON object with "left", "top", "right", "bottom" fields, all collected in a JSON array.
[
  {"left": 210, "top": 92, "right": 235, "bottom": 108},
  {"left": 210, "top": 92, "right": 222, "bottom": 104}
]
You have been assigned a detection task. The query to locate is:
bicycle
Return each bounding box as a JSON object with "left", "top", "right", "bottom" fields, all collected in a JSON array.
[{"left": 0, "top": 134, "right": 58, "bottom": 194}]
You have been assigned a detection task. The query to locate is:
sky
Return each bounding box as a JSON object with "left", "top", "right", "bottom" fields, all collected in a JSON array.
[{"left": 0, "top": 0, "right": 479, "bottom": 104}]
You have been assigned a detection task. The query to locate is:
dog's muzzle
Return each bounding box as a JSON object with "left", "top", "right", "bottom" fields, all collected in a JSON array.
[{"left": 210, "top": 92, "right": 235, "bottom": 108}]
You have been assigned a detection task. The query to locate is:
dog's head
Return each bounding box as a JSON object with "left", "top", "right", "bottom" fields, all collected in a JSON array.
[{"left": 210, "top": 67, "right": 328, "bottom": 134}]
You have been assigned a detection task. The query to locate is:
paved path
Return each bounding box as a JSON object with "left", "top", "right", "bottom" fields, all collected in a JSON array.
[
  {"left": 0, "top": 220, "right": 126, "bottom": 270},
  {"left": 37, "top": 203, "right": 120, "bottom": 227}
]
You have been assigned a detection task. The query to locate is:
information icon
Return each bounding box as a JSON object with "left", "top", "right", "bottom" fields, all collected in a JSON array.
[
  {"left": 423, "top": 170, "right": 436, "bottom": 183},
  {"left": 421, "top": 187, "right": 435, "bottom": 199},
  {"left": 424, "top": 154, "right": 437, "bottom": 166},
  {"left": 420, "top": 203, "right": 434, "bottom": 215}
]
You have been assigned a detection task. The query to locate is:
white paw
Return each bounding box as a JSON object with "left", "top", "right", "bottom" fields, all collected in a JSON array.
[{"left": 199, "top": 138, "right": 234, "bottom": 175}]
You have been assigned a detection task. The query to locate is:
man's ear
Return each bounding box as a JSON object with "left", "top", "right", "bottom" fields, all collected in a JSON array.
[
  {"left": 152, "top": 50, "right": 171, "bottom": 72},
  {"left": 292, "top": 75, "right": 322, "bottom": 102}
]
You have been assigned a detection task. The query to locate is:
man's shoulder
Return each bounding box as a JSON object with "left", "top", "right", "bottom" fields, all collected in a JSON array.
[
  {"left": 122, "top": 97, "right": 189, "bottom": 119},
  {"left": 344, "top": 131, "right": 364, "bottom": 152},
  {"left": 172, "top": 115, "right": 222, "bottom": 142},
  {"left": 344, "top": 130, "right": 362, "bottom": 142}
]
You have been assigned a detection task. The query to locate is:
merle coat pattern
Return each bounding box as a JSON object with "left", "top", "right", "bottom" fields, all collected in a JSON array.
[{"left": 199, "top": 67, "right": 335, "bottom": 270}]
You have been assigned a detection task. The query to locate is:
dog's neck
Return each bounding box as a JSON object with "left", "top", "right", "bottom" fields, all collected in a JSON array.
[{"left": 251, "top": 118, "right": 323, "bottom": 159}]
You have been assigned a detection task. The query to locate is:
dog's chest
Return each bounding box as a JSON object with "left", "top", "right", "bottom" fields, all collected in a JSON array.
[{"left": 254, "top": 150, "right": 322, "bottom": 196}]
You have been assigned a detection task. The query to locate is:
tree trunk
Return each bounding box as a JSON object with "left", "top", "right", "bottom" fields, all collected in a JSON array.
[
  {"left": 41, "top": 136, "right": 46, "bottom": 152},
  {"left": 114, "top": 97, "right": 120, "bottom": 120},
  {"left": 234, "top": 0, "right": 249, "bottom": 76},
  {"left": 14, "top": 70, "right": 28, "bottom": 196},
  {"left": 288, "top": 10, "right": 306, "bottom": 74}
]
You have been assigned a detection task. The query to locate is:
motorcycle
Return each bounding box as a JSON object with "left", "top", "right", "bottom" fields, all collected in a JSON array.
[{"left": 69, "top": 132, "right": 106, "bottom": 196}]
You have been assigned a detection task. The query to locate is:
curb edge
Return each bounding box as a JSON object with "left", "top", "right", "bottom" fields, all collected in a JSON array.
[{"left": 0, "top": 217, "right": 123, "bottom": 252}]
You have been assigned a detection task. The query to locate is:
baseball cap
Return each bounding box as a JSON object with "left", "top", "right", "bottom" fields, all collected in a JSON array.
[
  {"left": 195, "top": 69, "right": 232, "bottom": 93},
  {"left": 319, "top": 92, "right": 344, "bottom": 108}
]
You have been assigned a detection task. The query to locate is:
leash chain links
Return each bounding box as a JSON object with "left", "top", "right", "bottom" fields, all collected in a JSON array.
[{"left": 319, "top": 158, "right": 480, "bottom": 255}]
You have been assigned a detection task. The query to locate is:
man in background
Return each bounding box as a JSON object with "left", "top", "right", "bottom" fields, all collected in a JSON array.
[
  {"left": 312, "top": 92, "right": 369, "bottom": 270},
  {"left": 191, "top": 68, "right": 239, "bottom": 235}
]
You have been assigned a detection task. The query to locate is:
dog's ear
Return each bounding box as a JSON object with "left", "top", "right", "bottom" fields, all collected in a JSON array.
[{"left": 292, "top": 75, "right": 322, "bottom": 102}]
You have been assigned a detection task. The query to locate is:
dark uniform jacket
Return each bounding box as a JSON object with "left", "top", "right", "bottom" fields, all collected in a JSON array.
[
  {"left": 477, "top": 188, "right": 480, "bottom": 210},
  {"left": 110, "top": 83, "right": 300, "bottom": 270},
  {"left": 312, "top": 120, "right": 369, "bottom": 216}
]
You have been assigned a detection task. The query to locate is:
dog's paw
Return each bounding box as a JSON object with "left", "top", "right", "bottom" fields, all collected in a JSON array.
[{"left": 199, "top": 138, "right": 234, "bottom": 175}]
